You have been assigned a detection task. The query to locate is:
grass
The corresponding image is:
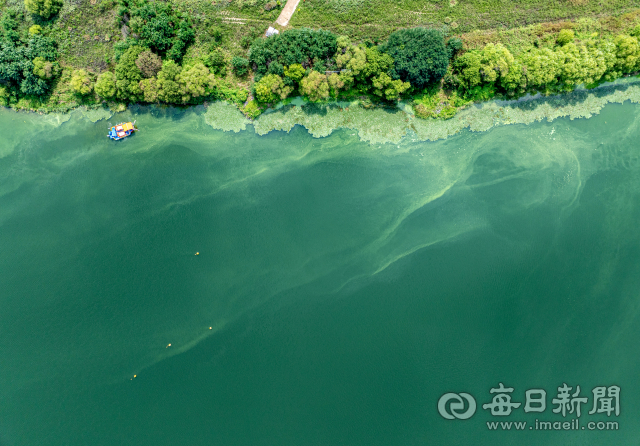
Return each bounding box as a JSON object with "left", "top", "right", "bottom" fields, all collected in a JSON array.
[{"left": 290, "top": 0, "right": 640, "bottom": 41}]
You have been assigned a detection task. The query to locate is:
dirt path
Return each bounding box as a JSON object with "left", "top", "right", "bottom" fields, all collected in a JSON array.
[{"left": 275, "top": 0, "right": 300, "bottom": 27}]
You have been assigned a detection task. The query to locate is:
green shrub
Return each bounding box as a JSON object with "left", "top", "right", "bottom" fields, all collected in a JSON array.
[
  {"left": 249, "top": 28, "right": 337, "bottom": 75},
  {"left": 254, "top": 73, "right": 291, "bottom": 103},
  {"left": 240, "top": 35, "right": 254, "bottom": 49},
  {"left": 0, "top": 86, "right": 9, "bottom": 106},
  {"left": 205, "top": 50, "right": 226, "bottom": 76},
  {"left": 29, "top": 25, "right": 42, "bottom": 35},
  {"left": 24, "top": 0, "right": 63, "bottom": 19},
  {"left": 99, "top": 0, "right": 114, "bottom": 12},
  {"left": 299, "top": 70, "right": 329, "bottom": 101},
  {"left": 127, "top": 1, "right": 194, "bottom": 61},
  {"left": 1, "top": 8, "right": 22, "bottom": 43},
  {"left": 0, "top": 35, "right": 58, "bottom": 98},
  {"left": 283, "top": 63, "right": 305, "bottom": 83},
  {"left": 33, "top": 57, "right": 60, "bottom": 79},
  {"left": 231, "top": 56, "right": 249, "bottom": 76},
  {"left": 71, "top": 69, "right": 93, "bottom": 95},
  {"left": 242, "top": 99, "right": 262, "bottom": 119},
  {"left": 139, "top": 77, "right": 159, "bottom": 102},
  {"left": 383, "top": 27, "right": 450, "bottom": 89},
  {"left": 360, "top": 46, "right": 393, "bottom": 81},
  {"left": 371, "top": 72, "right": 410, "bottom": 101},
  {"left": 95, "top": 71, "right": 117, "bottom": 99},
  {"left": 135, "top": 50, "right": 162, "bottom": 78},
  {"left": 157, "top": 59, "right": 183, "bottom": 103},
  {"left": 115, "top": 45, "right": 145, "bottom": 101},
  {"left": 557, "top": 29, "right": 575, "bottom": 46},
  {"left": 447, "top": 37, "right": 463, "bottom": 56},
  {"left": 177, "top": 62, "right": 215, "bottom": 103}
]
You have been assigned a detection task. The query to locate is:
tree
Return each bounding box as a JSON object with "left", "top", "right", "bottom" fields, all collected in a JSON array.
[
  {"left": 557, "top": 42, "right": 608, "bottom": 87},
  {"left": 612, "top": 34, "right": 640, "bottom": 74},
  {"left": 232, "top": 56, "right": 249, "bottom": 76},
  {"left": 32, "top": 57, "right": 60, "bottom": 79},
  {"left": 283, "top": 63, "right": 305, "bottom": 83},
  {"left": 71, "top": 69, "right": 93, "bottom": 95},
  {"left": 157, "top": 59, "right": 184, "bottom": 103},
  {"left": 335, "top": 36, "right": 366, "bottom": 77},
  {"left": 95, "top": 71, "right": 117, "bottom": 99},
  {"left": 254, "top": 73, "right": 292, "bottom": 103},
  {"left": 139, "top": 77, "right": 159, "bottom": 102},
  {"left": 557, "top": 29, "right": 575, "bottom": 46},
  {"left": 115, "top": 46, "right": 144, "bottom": 101},
  {"left": 447, "top": 37, "right": 463, "bottom": 58},
  {"left": 371, "top": 72, "right": 409, "bottom": 100},
  {"left": 1, "top": 8, "right": 21, "bottom": 43},
  {"left": 135, "top": 50, "right": 162, "bottom": 78},
  {"left": 127, "top": 2, "right": 194, "bottom": 61},
  {"left": 205, "top": 49, "right": 226, "bottom": 76},
  {"left": 24, "top": 0, "right": 63, "bottom": 19},
  {"left": 478, "top": 43, "right": 514, "bottom": 84},
  {"left": 520, "top": 47, "right": 560, "bottom": 90},
  {"left": 327, "top": 72, "right": 344, "bottom": 97},
  {"left": 177, "top": 62, "right": 216, "bottom": 103},
  {"left": 453, "top": 50, "right": 483, "bottom": 88},
  {"left": 0, "top": 35, "right": 58, "bottom": 98},
  {"left": 383, "top": 27, "right": 450, "bottom": 89},
  {"left": 249, "top": 28, "right": 337, "bottom": 75},
  {"left": 299, "top": 70, "right": 329, "bottom": 101},
  {"left": 361, "top": 46, "right": 393, "bottom": 81},
  {"left": 29, "top": 25, "right": 42, "bottom": 35}
]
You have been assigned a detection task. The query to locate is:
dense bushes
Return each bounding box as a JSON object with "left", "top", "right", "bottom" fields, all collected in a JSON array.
[
  {"left": 231, "top": 56, "right": 249, "bottom": 76},
  {"left": 450, "top": 31, "right": 640, "bottom": 99},
  {"left": 71, "top": 69, "right": 93, "bottom": 95},
  {"left": 115, "top": 45, "right": 144, "bottom": 101},
  {"left": 135, "top": 50, "right": 162, "bottom": 78},
  {"left": 0, "top": 34, "right": 58, "bottom": 98},
  {"left": 24, "top": 0, "right": 63, "bottom": 19},
  {"left": 249, "top": 28, "right": 337, "bottom": 75},
  {"left": 95, "top": 72, "right": 117, "bottom": 99},
  {"left": 121, "top": 0, "right": 194, "bottom": 61},
  {"left": 383, "top": 28, "right": 451, "bottom": 89}
]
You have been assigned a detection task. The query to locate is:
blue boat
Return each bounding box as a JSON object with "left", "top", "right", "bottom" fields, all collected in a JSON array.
[{"left": 108, "top": 121, "right": 138, "bottom": 140}]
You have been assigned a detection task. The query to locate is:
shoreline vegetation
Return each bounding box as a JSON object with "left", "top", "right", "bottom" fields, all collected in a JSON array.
[{"left": 1, "top": 0, "right": 640, "bottom": 123}]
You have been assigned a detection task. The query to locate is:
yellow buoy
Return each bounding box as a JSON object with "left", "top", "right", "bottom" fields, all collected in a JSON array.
[
  {"left": 133, "top": 374, "right": 137, "bottom": 378},
  {"left": 166, "top": 343, "right": 171, "bottom": 348},
  {"left": 195, "top": 252, "right": 199, "bottom": 256},
  {"left": 209, "top": 327, "right": 212, "bottom": 329}
]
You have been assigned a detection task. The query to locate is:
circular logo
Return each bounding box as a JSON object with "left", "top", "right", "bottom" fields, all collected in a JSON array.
[{"left": 438, "top": 392, "right": 477, "bottom": 420}]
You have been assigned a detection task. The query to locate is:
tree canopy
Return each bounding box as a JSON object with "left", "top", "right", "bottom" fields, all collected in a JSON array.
[
  {"left": 127, "top": 1, "right": 194, "bottom": 61},
  {"left": 249, "top": 28, "right": 337, "bottom": 75},
  {"left": 0, "top": 35, "right": 58, "bottom": 98},
  {"left": 24, "top": 0, "right": 63, "bottom": 19},
  {"left": 383, "top": 27, "right": 450, "bottom": 89}
]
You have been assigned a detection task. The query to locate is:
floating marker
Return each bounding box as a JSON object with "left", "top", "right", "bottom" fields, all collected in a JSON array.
[
  {"left": 166, "top": 343, "right": 171, "bottom": 348},
  {"left": 195, "top": 252, "right": 199, "bottom": 256}
]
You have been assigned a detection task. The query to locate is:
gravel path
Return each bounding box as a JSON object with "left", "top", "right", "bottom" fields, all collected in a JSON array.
[{"left": 275, "top": 0, "right": 301, "bottom": 26}]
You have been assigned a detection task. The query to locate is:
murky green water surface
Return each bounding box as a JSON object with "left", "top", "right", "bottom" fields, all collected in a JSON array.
[{"left": 0, "top": 98, "right": 638, "bottom": 445}]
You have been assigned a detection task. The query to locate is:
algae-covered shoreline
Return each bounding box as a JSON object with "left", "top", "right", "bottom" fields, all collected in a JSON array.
[
  {"left": 202, "top": 76, "right": 640, "bottom": 144},
  {"left": 17, "top": 75, "right": 640, "bottom": 146}
]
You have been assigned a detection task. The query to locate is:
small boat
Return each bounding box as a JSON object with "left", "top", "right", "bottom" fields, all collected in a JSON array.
[{"left": 108, "top": 121, "right": 138, "bottom": 140}]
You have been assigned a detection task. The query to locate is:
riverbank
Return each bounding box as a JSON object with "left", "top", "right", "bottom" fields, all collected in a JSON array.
[
  {"left": 2, "top": 1, "right": 640, "bottom": 120},
  {"left": 22, "top": 75, "right": 640, "bottom": 147}
]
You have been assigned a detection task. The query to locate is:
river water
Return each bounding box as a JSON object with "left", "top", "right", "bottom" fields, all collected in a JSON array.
[{"left": 0, "top": 101, "right": 638, "bottom": 445}]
